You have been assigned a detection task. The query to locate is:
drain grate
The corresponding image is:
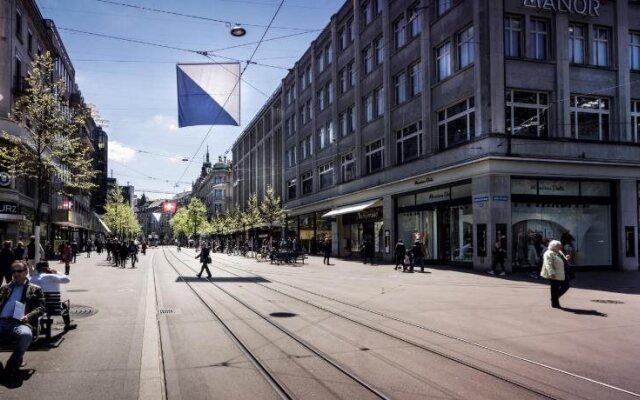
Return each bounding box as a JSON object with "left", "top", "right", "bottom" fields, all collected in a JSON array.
[
  {"left": 591, "top": 300, "right": 624, "bottom": 304},
  {"left": 157, "top": 308, "right": 180, "bottom": 314},
  {"left": 69, "top": 304, "right": 99, "bottom": 318}
]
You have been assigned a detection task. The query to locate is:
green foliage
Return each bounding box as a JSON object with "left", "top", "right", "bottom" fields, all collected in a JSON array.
[
  {"left": 169, "top": 207, "right": 190, "bottom": 238},
  {"left": 245, "top": 193, "right": 264, "bottom": 227},
  {"left": 260, "top": 185, "right": 285, "bottom": 227},
  {"left": 185, "top": 197, "right": 210, "bottom": 235},
  {"left": 0, "top": 51, "right": 96, "bottom": 207},
  {"left": 104, "top": 188, "right": 141, "bottom": 236}
]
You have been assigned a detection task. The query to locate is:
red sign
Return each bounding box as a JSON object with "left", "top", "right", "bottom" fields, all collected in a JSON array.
[{"left": 163, "top": 201, "right": 177, "bottom": 213}]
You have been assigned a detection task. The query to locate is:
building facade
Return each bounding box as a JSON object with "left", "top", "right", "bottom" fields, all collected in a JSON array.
[
  {"left": 192, "top": 150, "right": 233, "bottom": 218},
  {"left": 232, "top": 0, "right": 640, "bottom": 271},
  {"left": 0, "top": 0, "right": 109, "bottom": 249}
]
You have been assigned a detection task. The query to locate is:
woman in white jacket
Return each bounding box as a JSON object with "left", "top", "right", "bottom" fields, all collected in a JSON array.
[{"left": 540, "top": 240, "right": 570, "bottom": 308}]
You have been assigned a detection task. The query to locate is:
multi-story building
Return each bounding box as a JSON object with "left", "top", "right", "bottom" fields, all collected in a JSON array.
[
  {"left": 0, "top": 0, "right": 109, "bottom": 248},
  {"left": 90, "top": 124, "right": 109, "bottom": 214},
  {"left": 232, "top": 0, "right": 640, "bottom": 271},
  {"left": 192, "top": 149, "right": 233, "bottom": 218}
]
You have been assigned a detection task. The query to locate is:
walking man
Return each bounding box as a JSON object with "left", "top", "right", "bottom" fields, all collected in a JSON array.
[
  {"left": 540, "top": 240, "right": 570, "bottom": 308},
  {"left": 62, "top": 242, "right": 73, "bottom": 275},
  {"left": 195, "top": 243, "right": 213, "bottom": 278},
  {"left": 70, "top": 240, "right": 78, "bottom": 263},
  {"left": 394, "top": 239, "right": 406, "bottom": 271},
  {"left": 489, "top": 240, "right": 507, "bottom": 276},
  {"left": 322, "top": 237, "right": 331, "bottom": 265}
]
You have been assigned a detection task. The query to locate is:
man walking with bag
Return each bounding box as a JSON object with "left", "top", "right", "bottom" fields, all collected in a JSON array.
[{"left": 195, "top": 243, "right": 213, "bottom": 279}]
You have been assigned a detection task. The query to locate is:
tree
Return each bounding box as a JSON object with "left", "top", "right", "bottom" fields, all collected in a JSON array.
[
  {"left": 104, "top": 188, "right": 140, "bottom": 237},
  {"left": 185, "top": 198, "right": 210, "bottom": 238},
  {"left": 245, "top": 193, "right": 264, "bottom": 256},
  {"left": 0, "top": 52, "right": 96, "bottom": 261},
  {"left": 260, "top": 185, "right": 286, "bottom": 245},
  {"left": 169, "top": 207, "right": 189, "bottom": 241}
]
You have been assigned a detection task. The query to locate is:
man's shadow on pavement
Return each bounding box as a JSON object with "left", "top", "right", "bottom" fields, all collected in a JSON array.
[
  {"left": 0, "top": 363, "right": 36, "bottom": 389},
  {"left": 560, "top": 307, "right": 608, "bottom": 317}
]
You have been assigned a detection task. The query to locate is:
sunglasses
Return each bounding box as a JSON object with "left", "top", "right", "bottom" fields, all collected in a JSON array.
[{"left": 11, "top": 269, "right": 27, "bottom": 274}]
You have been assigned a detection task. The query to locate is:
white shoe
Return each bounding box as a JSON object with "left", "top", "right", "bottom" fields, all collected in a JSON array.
[
  {"left": 499, "top": 272, "right": 506, "bottom": 276},
  {"left": 487, "top": 270, "right": 495, "bottom": 275}
]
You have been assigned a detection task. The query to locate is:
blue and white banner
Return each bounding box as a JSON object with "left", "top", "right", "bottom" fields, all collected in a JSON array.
[{"left": 176, "top": 63, "right": 241, "bottom": 128}]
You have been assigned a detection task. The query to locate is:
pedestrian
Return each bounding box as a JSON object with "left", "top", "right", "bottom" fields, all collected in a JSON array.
[
  {"left": 27, "top": 236, "right": 45, "bottom": 275},
  {"left": 141, "top": 241, "right": 147, "bottom": 255},
  {"left": 362, "top": 238, "right": 374, "bottom": 265},
  {"left": 195, "top": 243, "right": 213, "bottom": 278},
  {"left": 14, "top": 241, "right": 25, "bottom": 261},
  {"left": 119, "top": 242, "right": 129, "bottom": 268},
  {"left": 394, "top": 239, "right": 406, "bottom": 270},
  {"left": 62, "top": 242, "right": 73, "bottom": 275},
  {"left": 489, "top": 240, "right": 507, "bottom": 276},
  {"left": 128, "top": 241, "right": 138, "bottom": 268},
  {"left": 70, "top": 240, "right": 78, "bottom": 263},
  {"left": 0, "top": 240, "right": 16, "bottom": 285},
  {"left": 411, "top": 240, "right": 426, "bottom": 273},
  {"left": 540, "top": 240, "right": 570, "bottom": 309},
  {"left": 86, "top": 240, "right": 92, "bottom": 258},
  {"left": 105, "top": 240, "right": 112, "bottom": 261},
  {"left": 322, "top": 237, "right": 331, "bottom": 265}
]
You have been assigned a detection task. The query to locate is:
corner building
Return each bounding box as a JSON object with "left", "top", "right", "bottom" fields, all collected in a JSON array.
[{"left": 232, "top": 0, "right": 640, "bottom": 271}]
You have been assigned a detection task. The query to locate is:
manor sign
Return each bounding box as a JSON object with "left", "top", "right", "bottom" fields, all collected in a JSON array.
[{"left": 523, "top": 0, "right": 601, "bottom": 17}]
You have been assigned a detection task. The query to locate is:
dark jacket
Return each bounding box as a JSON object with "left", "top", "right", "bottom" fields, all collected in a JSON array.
[
  {"left": 14, "top": 246, "right": 25, "bottom": 261},
  {"left": 195, "top": 247, "right": 211, "bottom": 264},
  {"left": 0, "top": 248, "right": 16, "bottom": 272},
  {"left": 0, "top": 280, "right": 45, "bottom": 333},
  {"left": 411, "top": 242, "right": 424, "bottom": 258}
]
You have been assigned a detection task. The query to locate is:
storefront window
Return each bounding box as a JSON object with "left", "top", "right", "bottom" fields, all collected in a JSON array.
[
  {"left": 397, "top": 209, "right": 439, "bottom": 261},
  {"left": 451, "top": 205, "right": 473, "bottom": 261},
  {"left": 512, "top": 203, "right": 611, "bottom": 266}
]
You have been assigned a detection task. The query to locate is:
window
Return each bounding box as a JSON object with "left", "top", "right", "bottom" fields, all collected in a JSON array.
[
  {"left": 214, "top": 204, "right": 223, "bottom": 214},
  {"left": 318, "top": 162, "right": 334, "bottom": 189},
  {"left": 505, "top": 90, "right": 549, "bottom": 137},
  {"left": 570, "top": 95, "right": 610, "bottom": 140},
  {"left": 631, "top": 32, "right": 640, "bottom": 71},
  {"left": 363, "top": 45, "right": 373, "bottom": 74},
  {"left": 349, "top": 105, "right": 356, "bottom": 132},
  {"left": 592, "top": 26, "right": 610, "bottom": 67},
  {"left": 341, "top": 153, "right": 356, "bottom": 182},
  {"left": 317, "top": 89, "right": 325, "bottom": 111},
  {"left": 394, "top": 17, "right": 406, "bottom": 49},
  {"left": 317, "top": 53, "right": 325, "bottom": 74},
  {"left": 632, "top": 100, "right": 640, "bottom": 142},
  {"left": 339, "top": 68, "right": 347, "bottom": 93},
  {"left": 364, "top": 94, "right": 374, "bottom": 122},
  {"left": 301, "top": 136, "right": 313, "bottom": 159},
  {"left": 15, "top": 10, "right": 22, "bottom": 39},
  {"left": 458, "top": 26, "right": 474, "bottom": 68},
  {"left": 301, "top": 171, "right": 313, "bottom": 195},
  {"left": 214, "top": 189, "right": 223, "bottom": 199},
  {"left": 348, "top": 18, "right": 355, "bottom": 42},
  {"left": 436, "top": 41, "right": 452, "bottom": 81},
  {"left": 437, "top": 0, "right": 453, "bottom": 16},
  {"left": 338, "top": 28, "right": 347, "bottom": 51},
  {"left": 365, "top": 139, "right": 384, "bottom": 174},
  {"left": 374, "top": 36, "right": 384, "bottom": 65},
  {"left": 394, "top": 72, "right": 407, "bottom": 105},
  {"left": 287, "top": 179, "right": 297, "bottom": 200},
  {"left": 569, "top": 24, "right": 585, "bottom": 64},
  {"left": 306, "top": 100, "right": 313, "bottom": 121},
  {"left": 286, "top": 146, "right": 297, "bottom": 168},
  {"left": 504, "top": 16, "right": 522, "bottom": 58},
  {"left": 375, "top": 86, "right": 384, "bottom": 117},
  {"left": 339, "top": 107, "right": 355, "bottom": 137},
  {"left": 286, "top": 84, "right": 296, "bottom": 105},
  {"left": 408, "top": 4, "right": 422, "bottom": 38},
  {"left": 326, "top": 82, "right": 333, "bottom": 105},
  {"left": 348, "top": 61, "right": 355, "bottom": 86},
  {"left": 325, "top": 44, "right": 332, "bottom": 65},
  {"left": 375, "top": 0, "right": 383, "bottom": 15},
  {"left": 409, "top": 61, "right": 422, "bottom": 97},
  {"left": 27, "top": 29, "right": 33, "bottom": 55},
  {"left": 438, "top": 97, "right": 475, "bottom": 149},
  {"left": 317, "top": 121, "right": 334, "bottom": 150},
  {"left": 362, "top": 1, "right": 373, "bottom": 26},
  {"left": 396, "top": 121, "right": 423, "bottom": 164},
  {"left": 13, "top": 56, "right": 22, "bottom": 89},
  {"left": 529, "top": 19, "right": 548, "bottom": 60}
]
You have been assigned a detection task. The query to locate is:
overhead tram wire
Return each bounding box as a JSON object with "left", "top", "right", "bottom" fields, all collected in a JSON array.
[
  {"left": 92, "top": 0, "right": 315, "bottom": 32},
  {"left": 174, "top": 0, "right": 287, "bottom": 189}
]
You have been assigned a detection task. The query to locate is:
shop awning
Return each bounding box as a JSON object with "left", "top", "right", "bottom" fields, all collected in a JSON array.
[
  {"left": 0, "top": 214, "right": 26, "bottom": 222},
  {"left": 51, "top": 221, "right": 83, "bottom": 229},
  {"left": 93, "top": 212, "right": 112, "bottom": 234},
  {"left": 321, "top": 199, "right": 381, "bottom": 218}
]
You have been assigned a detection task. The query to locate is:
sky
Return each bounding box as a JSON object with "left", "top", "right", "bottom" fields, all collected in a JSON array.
[{"left": 35, "top": 0, "right": 344, "bottom": 199}]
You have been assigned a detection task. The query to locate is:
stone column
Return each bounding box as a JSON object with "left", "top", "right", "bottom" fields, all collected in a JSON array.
[{"left": 617, "top": 179, "right": 638, "bottom": 271}]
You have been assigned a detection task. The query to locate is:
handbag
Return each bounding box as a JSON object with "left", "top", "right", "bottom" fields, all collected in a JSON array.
[{"left": 206, "top": 256, "right": 212, "bottom": 263}]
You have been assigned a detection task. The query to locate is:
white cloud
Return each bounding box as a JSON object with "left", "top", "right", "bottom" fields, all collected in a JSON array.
[
  {"left": 109, "top": 141, "right": 136, "bottom": 163},
  {"left": 151, "top": 114, "right": 179, "bottom": 131}
]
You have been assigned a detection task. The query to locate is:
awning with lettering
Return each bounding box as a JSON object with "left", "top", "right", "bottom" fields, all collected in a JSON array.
[
  {"left": 51, "top": 221, "right": 83, "bottom": 229},
  {"left": 94, "top": 212, "right": 112, "bottom": 234},
  {"left": 321, "top": 199, "right": 381, "bottom": 218},
  {"left": 0, "top": 214, "right": 26, "bottom": 222}
]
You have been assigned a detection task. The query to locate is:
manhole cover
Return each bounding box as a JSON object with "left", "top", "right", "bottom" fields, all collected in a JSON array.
[
  {"left": 67, "top": 289, "right": 88, "bottom": 293},
  {"left": 69, "top": 304, "right": 98, "bottom": 318},
  {"left": 591, "top": 300, "right": 624, "bottom": 304},
  {"left": 269, "top": 312, "right": 297, "bottom": 318}
]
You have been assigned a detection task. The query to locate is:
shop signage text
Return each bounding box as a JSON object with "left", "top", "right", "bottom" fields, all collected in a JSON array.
[
  {"left": 493, "top": 196, "right": 509, "bottom": 202},
  {"left": 414, "top": 177, "right": 434, "bottom": 185},
  {"left": 0, "top": 201, "right": 19, "bottom": 214},
  {"left": 357, "top": 208, "right": 382, "bottom": 222},
  {"left": 0, "top": 172, "right": 11, "bottom": 187},
  {"left": 523, "top": 0, "right": 601, "bottom": 17}
]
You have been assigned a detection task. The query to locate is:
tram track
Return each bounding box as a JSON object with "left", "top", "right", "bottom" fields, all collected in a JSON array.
[
  {"left": 176, "top": 248, "right": 640, "bottom": 400},
  {"left": 160, "top": 247, "right": 391, "bottom": 400},
  {"left": 167, "top": 248, "right": 566, "bottom": 399}
]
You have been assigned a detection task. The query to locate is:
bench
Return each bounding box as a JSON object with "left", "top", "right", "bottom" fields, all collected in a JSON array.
[
  {"left": 270, "top": 251, "right": 307, "bottom": 264},
  {"left": 41, "top": 292, "right": 70, "bottom": 340}
]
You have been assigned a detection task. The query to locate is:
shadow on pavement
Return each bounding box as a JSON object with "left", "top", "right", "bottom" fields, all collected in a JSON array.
[
  {"left": 0, "top": 364, "right": 35, "bottom": 389},
  {"left": 177, "top": 276, "right": 270, "bottom": 283},
  {"left": 560, "top": 307, "right": 608, "bottom": 317}
]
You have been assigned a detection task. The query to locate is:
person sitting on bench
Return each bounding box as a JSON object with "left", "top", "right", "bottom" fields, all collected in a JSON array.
[
  {"left": 0, "top": 260, "right": 45, "bottom": 375},
  {"left": 29, "top": 262, "right": 77, "bottom": 332}
]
